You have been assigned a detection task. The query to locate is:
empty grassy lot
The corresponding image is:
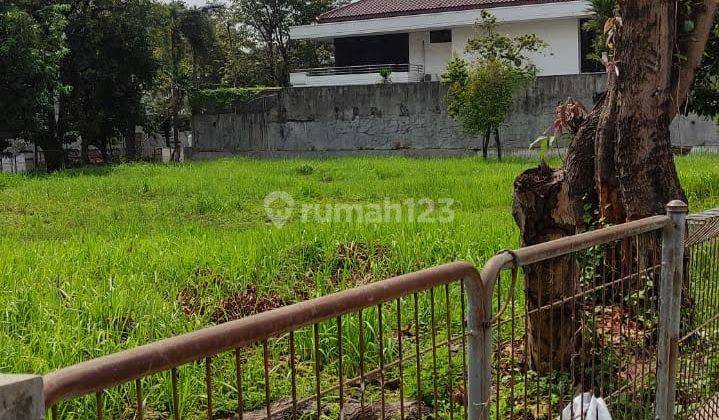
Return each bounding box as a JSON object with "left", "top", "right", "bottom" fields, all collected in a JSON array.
[{"left": 1, "top": 155, "right": 717, "bottom": 417}]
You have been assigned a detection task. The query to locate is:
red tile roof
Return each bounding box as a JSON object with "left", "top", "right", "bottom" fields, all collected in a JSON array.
[{"left": 318, "top": 0, "right": 570, "bottom": 23}]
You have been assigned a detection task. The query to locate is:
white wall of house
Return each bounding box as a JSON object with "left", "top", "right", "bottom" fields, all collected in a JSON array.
[
  {"left": 405, "top": 18, "right": 582, "bottom": 82},
  {"left": 453, "top": 18, "right": 582, "bottom": 76}
]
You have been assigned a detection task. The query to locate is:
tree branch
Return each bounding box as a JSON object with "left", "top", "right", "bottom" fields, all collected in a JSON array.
[{"left": 670, "top": 0, "right": 718, "bottom": 119}]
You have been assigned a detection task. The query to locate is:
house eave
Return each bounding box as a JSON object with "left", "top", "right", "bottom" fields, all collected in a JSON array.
[{"left": 290, "top": 1, "right": 592, "bottom": 41}]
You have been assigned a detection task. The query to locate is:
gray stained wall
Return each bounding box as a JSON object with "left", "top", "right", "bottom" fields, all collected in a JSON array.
[{"left": 192, "top": 74, "right": 718, "bottom": 159}]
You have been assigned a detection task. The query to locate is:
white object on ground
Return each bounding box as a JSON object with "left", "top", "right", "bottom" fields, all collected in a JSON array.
[{"left": 561, "top": 392, "right": 612, "bottom": 420}]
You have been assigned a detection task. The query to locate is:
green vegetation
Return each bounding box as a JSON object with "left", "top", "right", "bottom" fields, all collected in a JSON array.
[
  {"left": 442, "top": 10, "right": 545, "bottom": 159},
  {"left": 1, "top": 0, "right": 344, "bottom": 167},
  {"left": 0, "top": 156, "right": 717, "bottom": 417},
  {"left": 189, "top": 87, "right": 280, "bottom": 114}
]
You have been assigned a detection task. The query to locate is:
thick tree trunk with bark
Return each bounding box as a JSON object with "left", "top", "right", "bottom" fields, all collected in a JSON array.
[
  {"left": 513, "top": 0, "right": 717, "bottom": 372},
  {"left": 513, "top": 164, "right": 579, "bottom": 372}
]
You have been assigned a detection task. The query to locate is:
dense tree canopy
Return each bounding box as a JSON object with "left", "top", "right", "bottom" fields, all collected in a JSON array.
[
  {"left": 0, "top": 1, "right": 68, "bottom": 149},
  {"left": 0, "top": 0, "right": 340, "bottom": 167},
  {"left": 61, "top": 0, "right": 158, "bottom": 161}
]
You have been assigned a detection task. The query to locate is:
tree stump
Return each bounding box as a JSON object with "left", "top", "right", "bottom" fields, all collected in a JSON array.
[{"left": 513, "top": 164, "right": 580, "bottom": 373}]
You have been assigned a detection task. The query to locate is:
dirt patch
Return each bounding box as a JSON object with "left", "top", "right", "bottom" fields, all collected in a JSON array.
[
  {"left": 177, "top": 286, "right": 205, "bottom": 317},
  {"left": 341, "top": 400, "right": 430, "bottom": 419},
  {"left": 210, "top": 285, "right": 286, "bottom": 324},
  {"left": 177, "top": 266, "right": 231, "bottom": 317}
]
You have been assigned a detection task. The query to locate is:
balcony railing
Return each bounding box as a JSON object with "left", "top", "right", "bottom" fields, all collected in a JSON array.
[{"left": 297, "top": 63, "right": 424, "bottom": 77}]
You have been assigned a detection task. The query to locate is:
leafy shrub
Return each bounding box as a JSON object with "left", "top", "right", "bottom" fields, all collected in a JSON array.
[{"left": 378, "top": 67, "right": 392, "bottom": 83}]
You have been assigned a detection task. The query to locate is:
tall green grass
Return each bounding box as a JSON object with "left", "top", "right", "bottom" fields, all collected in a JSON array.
[{"left": 0, "top": 155, "right": 716, "bottom": 418}]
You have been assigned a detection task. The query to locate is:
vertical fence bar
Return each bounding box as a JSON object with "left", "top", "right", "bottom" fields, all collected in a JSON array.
[
  {"left": 171, "top": 368, "right": 180, "bottom": 420},
  {"left": 656, "top": 200, "right": 688, "bottom": 420},
  {"left": 205, "top": 357, "right": 213, "bottom": 420}
]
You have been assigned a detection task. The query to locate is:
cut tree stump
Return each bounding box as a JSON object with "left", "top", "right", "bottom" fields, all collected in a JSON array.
[{"left": 513, "top": 163, "right": 580, "bottom": 373}]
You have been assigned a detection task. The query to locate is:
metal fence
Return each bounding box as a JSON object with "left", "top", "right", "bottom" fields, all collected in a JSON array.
[
  {"left": 676, "top": 208, "right": 719, "bottom": 419},
  {"left": 43, "top": 263, "right": 482, "bottom": 419},
  {"left": 474, "top": 203, "right": 687, "bottom": 420},
  {"left": 4, "top": 201, "right": 717, "bottom": 419}
]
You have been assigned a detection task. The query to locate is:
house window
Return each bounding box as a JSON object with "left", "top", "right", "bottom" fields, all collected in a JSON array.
[
  {"left": 430, "top": 30, "right": 452, "bottom": 44},
  {"left": 580, "top": 19, "right": 604, "bottom": 73},
  {"left": 334, "top": 34, "right": 410, "bottom": 67}
]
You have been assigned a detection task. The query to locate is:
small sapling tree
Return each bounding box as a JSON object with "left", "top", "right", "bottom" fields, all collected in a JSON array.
[{"left": 442, "top": 11, "right": 545, "bottom": 160}]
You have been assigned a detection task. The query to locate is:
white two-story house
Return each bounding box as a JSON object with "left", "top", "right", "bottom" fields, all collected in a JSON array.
[{"left": 289, "top": 0, "right": 599, "bottom": 87}]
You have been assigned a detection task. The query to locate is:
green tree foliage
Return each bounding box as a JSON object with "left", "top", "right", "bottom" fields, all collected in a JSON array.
[
  {"left": 0, "top": 1, "right": 68, "bottom": 152},
  {"left": 442, "top": 11, "right": 544, "bottom": 159},
  {"left": 234, "top": 0, "right": 344, "bottom": 86},
  {"left": 581, "top": 0, "right": 614, "bottom": 64},
  {"left": 61, "top": 0, "right": 158, "bottom": 161},
  {"left": 148, "top": 2, "right": 216, "bottom": 154},
  {"left": 0, "top": 0, "right": 343, "bottom": 167},
  {"left": 188, "top": 87, "right": 278, "bottom": 114}
]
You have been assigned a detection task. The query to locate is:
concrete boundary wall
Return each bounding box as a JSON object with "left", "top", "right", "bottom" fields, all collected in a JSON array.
[{"left": 192, "top": 74, "right": 719, "bottom": 159}]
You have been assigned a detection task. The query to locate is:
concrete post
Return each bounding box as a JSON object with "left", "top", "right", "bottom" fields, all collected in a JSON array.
[
  {"left": 0, "top": 374, "right": 44, "bottom": 419},
  {"left": 656, "top": 200, "right": 688, "bottom": 420}
]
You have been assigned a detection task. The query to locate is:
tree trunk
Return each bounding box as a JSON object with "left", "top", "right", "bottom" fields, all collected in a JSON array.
[
  {"left": 126, "top": 121, "right": 137, "bottom": 161},
  {"left": 513, "top": 0, "right": 716, "bottom": 373},
  {"left": 494, "top": 127, "right": 501, "bottom": 161},
  {"left": 513, "top": 164, "right": 579, "bottom": 373},
  {"left": 98, "top": 139, "right": 109, "bottom": 163},
  {"left": 81, "top": 135, "right": 90, "bottom": 165},
  {"left": 38, "top": 109, "right": 64, "bottom": 172},
  {"left": 482, "top": 130, "right": 490, "bottom": 159},
  {"left": 603, "top": 1, "right": 687, "bottom": 221}
]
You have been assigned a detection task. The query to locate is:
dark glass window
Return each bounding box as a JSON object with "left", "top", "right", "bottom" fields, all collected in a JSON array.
[
  {"left": 430, "top": 30, "right": 452, "bottom": 44},
  {"left": 580, "top": 19, "right": 604, "bottom": 73},
  {"left": 334, "top": 33, "right": 409, "bottom": 67}
]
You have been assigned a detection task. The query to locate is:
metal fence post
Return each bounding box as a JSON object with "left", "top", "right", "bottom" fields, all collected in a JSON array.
[
  {"left": 466, "top": 274, "right": 493, "bottom": 420},
  {"left": 468, "top": 254, "right": 513, "bottom": 420},
  {"left": 0, "top": 374, "right": 45, "bottom": 419},
  {"left": 656, "top": 200, "right": 688, "bottom": 420}
]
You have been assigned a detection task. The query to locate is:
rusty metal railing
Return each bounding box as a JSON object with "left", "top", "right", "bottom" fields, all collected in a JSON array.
[
  {"left": 44, "top": 262, "right": 484, "bottom": 419},
  {"left": 34, "top": 202, "right": 701, "bottom": 419}
]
